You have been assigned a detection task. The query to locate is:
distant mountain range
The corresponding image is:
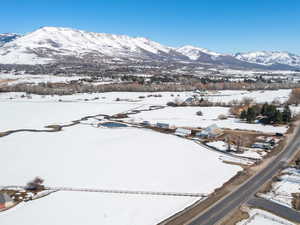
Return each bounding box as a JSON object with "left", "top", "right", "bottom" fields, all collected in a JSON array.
[
  {"left": 235, "top": 51, "right": 300, "bottom": 68},
  {"left": 0, "top": 26, "right": 299, "bottom": 71}
]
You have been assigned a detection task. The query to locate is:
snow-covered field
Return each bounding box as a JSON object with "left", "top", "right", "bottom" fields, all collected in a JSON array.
[
  {"left": 0, "top": 74, "right": 117, "bottom": 86},
  {"left": 237, "top": 209, "right": 295, "bottom": 225},
  {"left": 0, "top": 101, "right": 138, "bottom": 131},
  {"left": 0, "top": 89, "right": 292, "bottom": 105},
  {"left": 0, "top": 74, "right": 87, "bottom": 85},
  {"left": 1, "top": 191, "right": 197, "bottom": 225},
  {"left": 207, "top": 141, "right": 228, "bottom": 151},
  {"left": 129, "top": 106, "right": 288, "bottom": 133},
  {"left": 0, "top": 126, "right": 241, "bottom": 225},
  {"left": 207, "top": 89, "right": 291, "bottom": 104},
  {"left": 0, "top": 89, "right": 293, "bottom": 224},
  {"left": 206, "top": 141, "right": 264, "bottom": 160},
  {"left": 259, "top": 168, "right": 300, "bottom": 208}
]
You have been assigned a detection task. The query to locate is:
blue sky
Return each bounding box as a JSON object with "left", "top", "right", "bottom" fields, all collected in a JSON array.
[{"left": 1, "top": 0, "right": 299, "bottom": 54}]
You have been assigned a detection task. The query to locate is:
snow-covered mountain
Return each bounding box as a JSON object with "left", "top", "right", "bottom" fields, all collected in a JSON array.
[
  {"left": 0, "top": 26, "right": 299, "bottom": 70},
  {"left": 0, "top": 33, "right": 20, "bottom": 47},
  {"left": 176, "top": 45, "right": 268, "bottom": 69},
  {"left": 0, "top": 27, "right": 187, "bottom": 65},
  {"left": 235, "top": 51, "right": 300, "bottom": 68},
  {"left": 176, "top": 45, "right": 222, "bottom": 60}
]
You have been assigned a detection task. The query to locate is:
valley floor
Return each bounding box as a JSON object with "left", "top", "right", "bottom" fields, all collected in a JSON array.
[{"left": 0, "top": 89, "right": 297, "bottom": 225}]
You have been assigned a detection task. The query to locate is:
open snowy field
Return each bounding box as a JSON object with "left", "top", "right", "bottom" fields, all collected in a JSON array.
[
  {"left": 0, "top": 90, "right": 289, "bottom": 133},
  {"left": 0, "top": 74, "right": 89, "bottom": 85},
  {"left": 1, "top": 191, "right": 197, "bottom": 225},
  {"left": 237, "top": 209, "right": 295, "bottom": 225},
  {"left": 0, "top": 126, "right": 241, "bottom": 225},
  {"left": 0, "top": 89, "right": 292, "bottom": 105},
  {"left": 0, "top": 89, "right": 292, "bottom": 224},
  {"left": 207, "top": 89, "right": 291, "bottom": 104},
  {"left": 0, "top": 101, "right": 138, "bottom": 131}
]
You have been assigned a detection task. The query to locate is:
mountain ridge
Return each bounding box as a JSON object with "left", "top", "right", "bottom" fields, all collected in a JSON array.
[
  {"left": 0, "top": 26, "right": 299, "bottom": 70},
  {"left": 0, "top": 33, "right": 21, "bottom": 47}
]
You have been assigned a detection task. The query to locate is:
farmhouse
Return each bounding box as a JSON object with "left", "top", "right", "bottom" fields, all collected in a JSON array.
[
  {"left": 175, "top": 128, "right": 192, "bottom": 137},
  {"left": 196, "top": 124, "right": 222, "bottom": 139},
  {"left": 0, "top": 192, "right": 14, "bottom": 211}
]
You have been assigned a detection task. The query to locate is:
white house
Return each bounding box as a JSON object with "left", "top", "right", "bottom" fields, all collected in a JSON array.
[{"left": 196, "top": 124, "right": 222, "bottom": 139}]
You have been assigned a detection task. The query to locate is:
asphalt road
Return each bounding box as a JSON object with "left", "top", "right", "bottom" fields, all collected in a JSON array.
[
  {"left": 247, "top": 197, "right": 300, "bottom": 223},
  {"left": 186, "top": 126, "right": 300, "bottom": 225}
]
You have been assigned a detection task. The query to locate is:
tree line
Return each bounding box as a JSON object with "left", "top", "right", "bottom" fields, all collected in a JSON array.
[{"left": 240, "top": 103, "right": 292, "bottom": 124}]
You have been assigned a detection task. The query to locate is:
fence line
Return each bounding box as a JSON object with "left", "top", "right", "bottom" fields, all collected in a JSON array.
[{"left": 0, "top": 185, "right": 206, "bottom": 198}]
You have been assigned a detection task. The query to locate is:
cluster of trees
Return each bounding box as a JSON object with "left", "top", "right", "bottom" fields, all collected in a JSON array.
[{"left": 240, "top": 103, "right": 292, "bottom": 124}]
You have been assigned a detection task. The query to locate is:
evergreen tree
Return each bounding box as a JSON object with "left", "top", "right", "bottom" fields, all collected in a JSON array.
[
  {"left": 252, "top": 105, "right": 261, "bottom": 116},
  {"left": 273, "top": 110, "right": 283, "bottom": 123},
  {"left": 261, "top": 103, "right": 268, "bottom": 116},
  {"left": 240, "top": 110, "right": 247, "bottom": 119},
  {"left": 282, "top": 105, "right": 292, "bottom": 123},
  {"left": 246, "top": 107, "right": 256, "bottom": 123}
]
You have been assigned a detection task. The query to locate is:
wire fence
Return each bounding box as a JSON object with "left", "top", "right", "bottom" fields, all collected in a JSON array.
[{"left": 0, "top": 185, "right": 207, "bottom": 198}]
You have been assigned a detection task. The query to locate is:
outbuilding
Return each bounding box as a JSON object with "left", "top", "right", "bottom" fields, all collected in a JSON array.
[
  {"left": 156, "top": 123, "right": 170, "bottom": 129},
  {"left": 251, "top": 142, "right": 272, "bottom": 150},
  {"left": 175, "top": 128, "right": 192, "bottom": 137}
]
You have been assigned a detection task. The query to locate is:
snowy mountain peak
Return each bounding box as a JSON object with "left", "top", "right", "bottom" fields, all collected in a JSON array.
[
  {"left": 176, "top": 45, "right": 222, "bottom": 60},
  {"left": 0, "top": 26, "right": 178, "bottom": 65},
  {"left": 235, "top": 51, "right": 300, "bottom": 67}
]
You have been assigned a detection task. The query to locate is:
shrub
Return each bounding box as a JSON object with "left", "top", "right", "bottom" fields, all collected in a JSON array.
[
  {"left": 167, "top": 101, "right": 177, "bottom": 107},
  {"left": 196, "top": 110, "right": 203, "bottom": 116},
  {"left": 218, "top": 114, "right": 228, "bottom": 120}
]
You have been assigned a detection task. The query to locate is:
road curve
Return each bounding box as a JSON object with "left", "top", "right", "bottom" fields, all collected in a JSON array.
[
  {"left": 247, "top": 197, "right": 300, "bottom": 223},
  {"left": 182, "top": 125, "right": 300, "bottom": 225}
]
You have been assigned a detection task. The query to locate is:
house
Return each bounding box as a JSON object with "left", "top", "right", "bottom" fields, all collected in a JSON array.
[
  {"left": 175, "top": 128, "right": 192, "bottom": 137},
  {"left": 184, "top": 97, "right": 195, "bottom": 104},
  {"left": 156, "top": 123, "right": 170, "bottom": 129},
  {"left": 196, "top": 124, "right": 222, "bottom": 139},
  {"left": 0, "top": 192, "right": 14, "bottom": 211}
]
